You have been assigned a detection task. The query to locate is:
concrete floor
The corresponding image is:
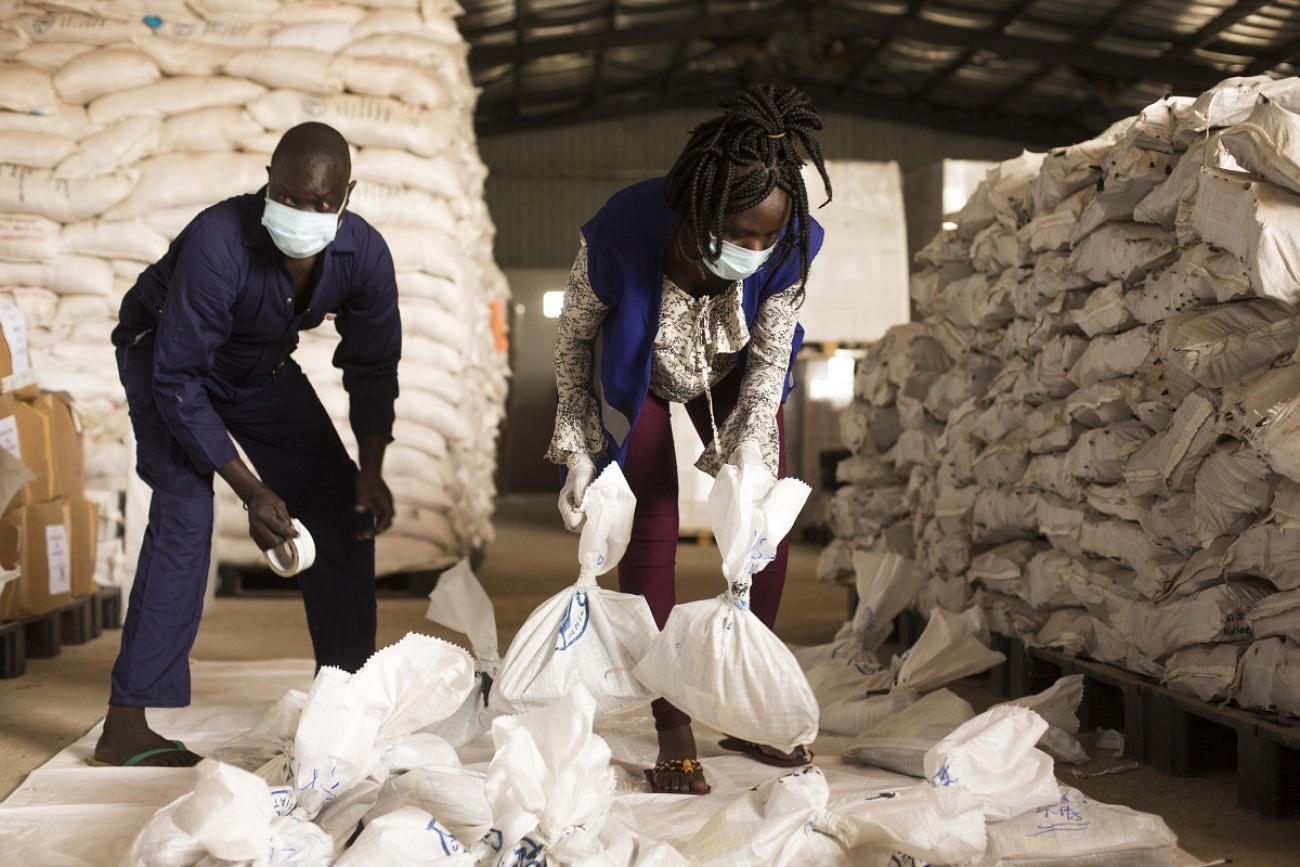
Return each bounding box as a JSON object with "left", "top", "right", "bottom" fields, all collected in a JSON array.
[{"left": 1, "top": 495, "right": 1297, "bottom": 863}]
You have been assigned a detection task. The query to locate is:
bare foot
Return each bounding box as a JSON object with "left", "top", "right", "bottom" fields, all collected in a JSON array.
[
  {"left": 651, "top": 724, "right": 710, "bottom": 794},
  {"left": 92, "top": 706, "right": 201, "bottom": 768}
]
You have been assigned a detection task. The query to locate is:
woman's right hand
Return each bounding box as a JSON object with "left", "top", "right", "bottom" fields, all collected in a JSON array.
[
  {"left": 246, "top": 485, "right": 298, "bottom": 551},
  {"left": 558, "top": 453, "right": 596, "bottom": 532}
]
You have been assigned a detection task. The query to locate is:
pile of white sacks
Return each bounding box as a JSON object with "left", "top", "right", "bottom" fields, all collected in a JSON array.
[
  {"left": 115, "top": 565, "right": 1187, "bottom": 866},
  {"left": 823, "top": 74, "right": 1300, "bottom": 719},
  {"left": 0, "top": 0, "right": 508, "bottom": 578}
]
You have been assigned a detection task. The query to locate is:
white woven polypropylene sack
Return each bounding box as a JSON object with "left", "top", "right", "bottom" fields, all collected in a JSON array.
[
  {"left": 850, "top": 547, "right": 924, "bottom": 651},
  {"left": 0, "top": 165, "right": 136, "bottom": 222},
  {"left": 480, "top": 686, "right": 617, "bottom": 866},
  {"left": 997, "top": 675, "right": 1089, "bottom": 765},
  {"left": 924, "top": 706, "right": 1060, "bottom": 821},
  {"left": 0, "top": 129, "right": 75, "bottom": 169},
  {"left": 1191, "top": 166, "right": 1300, "bottom": 305},
  {"left": 843, "top": 689, "right": 975, "bottom": 776},
  {"left": 292, "top": 634, "right": 475, "bottom": 819},
  {"left": 335, "top": 806, "right": 475, "bottom": 867},
  {"left": 248, "top": 90, "right": 449, "bottom": 157},
  {"left": 222, "top": 46, "right": 344, "bottom": 93},
  {"left": 363, "top": 765, "right": 492, "bottom": 847},
  {"left": 1237, "top": 637, "right": 1300, "bottom": 716},
  {"left": 635, "top": 462, "right": 818, "bottom": 752},
  {"left": 88, "top": 76, "right": 267, "bottom": 125},
  {"left": 682, "top": 766, "right": 847, "bottom": 867},
  {"left": 975, "top": 786, "right": 1180, "bottom": 867},
  {"left": 52, "top": 48, "right": 160, "bottom": 104},
  {"left": 0, "top": 64, "right": 59, "bottom": 116},
  {"left": 1162, "top": 643, "right": 1244, "bottom": 702},
  {"left": 896, "top": 607, "right": 1006, "bottom": 693},
  {"left": 423, "top": 559, "right": 500, "bottom": 746},
  {"left": 493, "top": 463, "right": 656, "bottom": 716},
  {"left": 105, "top": 152, "right": 266, "bottom": 219}
]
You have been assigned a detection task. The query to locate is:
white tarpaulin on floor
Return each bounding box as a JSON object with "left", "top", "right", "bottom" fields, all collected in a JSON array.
[{"left": 0, "top": 659, "right": 1209, "bottom": 867}]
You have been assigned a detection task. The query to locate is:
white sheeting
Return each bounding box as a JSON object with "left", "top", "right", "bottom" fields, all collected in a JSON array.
[{"left": 0, "top": 659, "right": 1207, "bottom": 866}]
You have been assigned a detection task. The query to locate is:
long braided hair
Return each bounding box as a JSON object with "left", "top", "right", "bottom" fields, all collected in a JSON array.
[{"left": 664, "top": 84, "right": 831, "bottom": 299}]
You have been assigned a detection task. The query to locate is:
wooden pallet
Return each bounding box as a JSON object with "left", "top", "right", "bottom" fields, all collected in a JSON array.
[
  {"left": 892, "top": 611, "right": 1300, "bottom": 818},
  {"left": 0, "top": 586, "right": 122, "bottom": 679}
]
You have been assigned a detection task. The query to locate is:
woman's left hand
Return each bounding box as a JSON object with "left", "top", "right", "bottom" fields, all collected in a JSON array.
[{"left": 729, "top": 441, "right": 765, "bottom": 472}]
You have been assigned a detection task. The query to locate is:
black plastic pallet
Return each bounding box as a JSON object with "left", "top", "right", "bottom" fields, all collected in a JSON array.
[
  {"left": 0, "top": 589, "right": 121, "bottom": 680},
  {"left": 891, "top": 611, "right": 1300, "bottom": 818},
  {"left": 216, "top": 564, "right": 444, "bottom": 598}
]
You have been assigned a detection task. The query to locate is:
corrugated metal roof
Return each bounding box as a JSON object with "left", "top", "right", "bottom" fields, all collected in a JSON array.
[{"left": 458, "top": 0, "right": 1300, "bottom": 144}]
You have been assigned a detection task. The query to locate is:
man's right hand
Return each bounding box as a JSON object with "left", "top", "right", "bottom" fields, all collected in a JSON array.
[{"left": 246, "top": 485, "right": 297, "bottom": 551}]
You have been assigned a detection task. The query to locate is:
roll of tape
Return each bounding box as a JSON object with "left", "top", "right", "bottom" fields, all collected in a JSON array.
[{"left": 265, "top": 518, "right": 316, "bottom": 578}]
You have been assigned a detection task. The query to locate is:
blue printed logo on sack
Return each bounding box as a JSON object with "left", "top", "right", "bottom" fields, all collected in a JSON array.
[{"left": 555, "top": 590, "right": 590, "bottom": 650}]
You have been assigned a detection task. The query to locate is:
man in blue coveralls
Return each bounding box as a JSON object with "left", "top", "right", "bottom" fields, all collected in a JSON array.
[{"left": 92, "top": 123, "right": 401, "bottom": 767}]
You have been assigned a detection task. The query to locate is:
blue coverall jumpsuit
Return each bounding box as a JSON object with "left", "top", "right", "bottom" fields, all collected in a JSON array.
[{"left": 109, "top": 191, "right": 402, "bottom": 708}]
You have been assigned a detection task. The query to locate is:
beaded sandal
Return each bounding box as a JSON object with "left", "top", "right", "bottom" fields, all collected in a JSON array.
[{"left": 643, "top": 757, "right": 711, "bottom": 795}]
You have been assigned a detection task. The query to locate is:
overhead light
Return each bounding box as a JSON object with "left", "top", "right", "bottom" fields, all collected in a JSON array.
[
  {"left": 942, "top": 220, "right": 958, "bottom": 231},
  {"left": 542, "top": 291, "right": 564, "bottom": 318}
]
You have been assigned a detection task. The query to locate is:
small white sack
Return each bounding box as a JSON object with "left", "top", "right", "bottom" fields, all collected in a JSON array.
[
  {"left": 427, "top": 558, "right": 500, "bottom": 673},
  {"left": 363, "top": 766, "right": 492, "bottom": 847},
  {"left": 173, "top": 760, "right": 275, "bottom": 862},
  {"left": 424, "top": 559, "right": 499, "bottom": 746},
  {"left": 829, "top": 784, "right": 987, "bottom": 866},
  {"left": 481, "top": 686, "right": 616, "bottom": 865},
  {"left": 850, "top": 548, "right": 925, "bottom": 651},
  {"left": 493, "top": 463, "right": 656, "bottom": 716},
  {"left": 292, "top": 633, "right": 475, "bottom": 819},
  {"left": 335, "top": 806, "right": 475, "bottom": 867},
  {"left": 997, "top": 675, "right": 1090, "bottom": 765},
  {"left": 976, "top": 786, "right": 1180, "bottom": 867},
  {"left": 924, "top": 706, "right": 1060, "bottom": 821},
  {"left": 634, "top": 462, "right": 818, "bottom": 752},
  {"left": 895, "top": 607, "right": 1006, "bottom": 693},
  {"left": 682, "top": 766, "right": 847, "bottom": 867},
  {"left": 843, "top": 689, "right": 975, "bottom": 776}
]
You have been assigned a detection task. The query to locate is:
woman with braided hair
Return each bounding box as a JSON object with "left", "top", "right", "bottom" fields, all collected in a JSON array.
[{"left": 546, "top": 83, "right": 831, "bottom": 795}]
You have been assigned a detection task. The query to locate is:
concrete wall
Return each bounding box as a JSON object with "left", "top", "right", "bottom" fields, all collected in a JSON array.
[{"left": 480, "top": 110, "right": 1026, "bottom": 268}]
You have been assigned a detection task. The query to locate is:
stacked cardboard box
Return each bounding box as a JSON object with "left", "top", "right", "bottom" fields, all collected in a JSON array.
[{"left": 0, "top": 300, "right": 96, "bottom": 623}]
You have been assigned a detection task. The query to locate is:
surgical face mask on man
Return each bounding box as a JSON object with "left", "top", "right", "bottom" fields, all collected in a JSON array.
[
  {"left": 261, "top": 196, "right": 344, "bottom": 259},
  {"left": 703, "top": 234, "right": 777, "bottom": 282}
]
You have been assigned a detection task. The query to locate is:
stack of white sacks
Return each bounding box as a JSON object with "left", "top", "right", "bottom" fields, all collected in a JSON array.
[
  {"left": 0, "top": 0, "right": 508, "bottom": 579},
  {"left": 824, "top": 75, "right": 1300, "bottom": 720}
]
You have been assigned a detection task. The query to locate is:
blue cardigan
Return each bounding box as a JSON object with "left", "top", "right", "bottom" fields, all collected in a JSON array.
[{"left": 580, "top": 178, "right": 824, "bottom": 469}]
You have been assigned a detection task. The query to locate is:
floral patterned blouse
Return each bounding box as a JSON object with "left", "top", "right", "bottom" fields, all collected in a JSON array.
[{"left": 547, "top": 236, "right": 802, "bottom": 476}]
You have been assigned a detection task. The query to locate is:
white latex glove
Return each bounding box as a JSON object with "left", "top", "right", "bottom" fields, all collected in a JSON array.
[
  {"left": 558, "top": 453, "right": 596, "bottom": 532},
  {"left": 729, "top": 441, "right": 766, "bottom": 473}
]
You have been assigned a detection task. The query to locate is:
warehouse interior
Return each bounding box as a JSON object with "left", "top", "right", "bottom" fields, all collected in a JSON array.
[{"left": 2, "top": 0, "right": 1300, "bottom": 864}]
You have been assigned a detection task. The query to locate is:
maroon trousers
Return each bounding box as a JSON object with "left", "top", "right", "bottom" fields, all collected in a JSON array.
[{"left": 619, "top": 374, "right": 789, "bottom": 731}]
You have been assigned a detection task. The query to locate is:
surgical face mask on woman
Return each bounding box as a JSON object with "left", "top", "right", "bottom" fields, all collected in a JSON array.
[
  {"left": 261, "top": 197, "right": 344, "bottom": 259},
  {"left": 703, "top": 234, "right": 777, "bottom": 282}
]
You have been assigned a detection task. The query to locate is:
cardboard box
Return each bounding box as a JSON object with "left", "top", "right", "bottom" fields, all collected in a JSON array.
[
  {"left": 0, "top": 525, "right": 16, "bottom": 622},
  {"left": 68, "top": 496, "right": 98, "bottom": 598},
  {"left": 1, "top": 499, "right": 73, "bottom": 618},
  {"left": 0, "top": 325, "right": 10, "bottom": 382},
  {"left": 0, "top": 297, "right": 37, "bottom": 399},
  {"left": 0, "top": 392, "right": 54, "bottom": 507},
  {"left": 35, "top": 392, "right": 85, "bottom": 501}
]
